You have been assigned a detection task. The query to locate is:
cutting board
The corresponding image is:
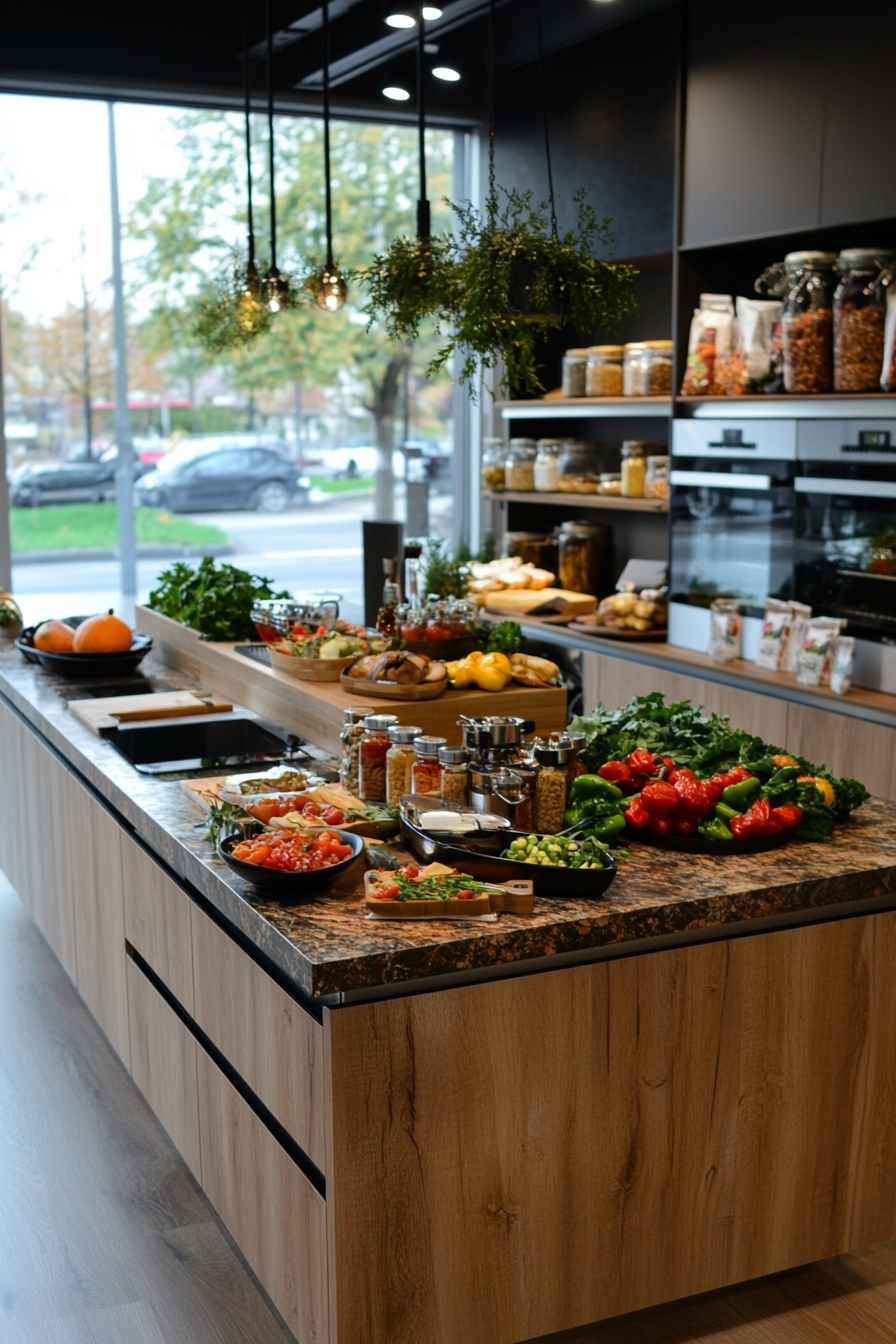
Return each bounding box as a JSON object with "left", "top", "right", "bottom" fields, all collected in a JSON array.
[
  {"left": 484, "top": 588, "right": 597, "bottom": 618},
  {"left": 69, "top": 690, "right": 233, "bottom": 735}
]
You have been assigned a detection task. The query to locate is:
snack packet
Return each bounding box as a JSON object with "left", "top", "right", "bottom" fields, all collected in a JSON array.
[
  {"left": 797, "top": 617, "right": 842, "bottom": 686},
  {"left": 708, "top": 598, "right": 742, "bottom": 663},
  {"left": 829, "top": 636, "right": 855, "bottom": 696},
  {"left": 755, "top": 597, "right": 792, "bottom": 670},
  {"left": 714, "top": 297, "right": 783, "bottom": 396},
  {"left": 781, "top": 601, "right": 812, "bottom": 673},
  {"left": 680, "top": 295, "right": 735, "bottom": 395},
  {"left": 883, "top": 289, "right": 896, "bottom": 392}
]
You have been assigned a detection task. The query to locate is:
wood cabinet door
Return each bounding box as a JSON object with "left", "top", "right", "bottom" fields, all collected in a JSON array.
[
  {"left": 121, "top": 830, "right": 195, "bottom": 1014},
  {"left": 127, "top": 954, "right": 200, "bottom": 1178}
]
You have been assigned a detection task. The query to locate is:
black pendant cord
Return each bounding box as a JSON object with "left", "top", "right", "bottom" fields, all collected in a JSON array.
[
  {"left": 241, "top": 0, "right": 255, "bottom": 269},
  {"left": 487, "top": 0, "right": 496, "bottom": 220},
  {"left": 266, "top": 0, "right": 277, "bottom": 270},
  {"left": 533, "top": 0, "right": 558, "bottom": 241},
  {"left": 416, "top": 3, "right": 430, "bottom": 239},
  {"left": 322, "top": 0, "right": 335, "bottom": 268}
]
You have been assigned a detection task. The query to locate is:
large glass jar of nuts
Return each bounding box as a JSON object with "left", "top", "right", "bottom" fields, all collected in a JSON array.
[
  {"left": 834, "top": 249, "right": 895, "bottom": 392},
  {"left": 385, "top": 725, "right": 422, "bottom": 806},
  {"left": 641, "top": 340, "right": 674, "bottom": 394},
  {"left": 340, "top": 705, "right": 376, "bottom": 795},
  {"left": 481, "top": 438, "right": 506, "bottom": 491},
  {"left": 534, "top": 744, "right": 570, "bottom": 833},
  {"left": 775, "top": 251, "right": 836, "bottom": 393},
  {"left": 359, "top": 714, "right": 398, "bottom": 803},
  {"left": 557, "top": 519, "right": 614, "bottom": 596},
  {"left": 504, "top": 439, "right": 537, "bottom": 491}
]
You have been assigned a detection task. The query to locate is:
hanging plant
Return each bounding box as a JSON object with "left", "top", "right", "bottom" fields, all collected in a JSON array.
[
  {"left": 433, "top": 187, "right": 637, "bottom": 398},
  {"left": 194, "top": 251, "right": 273, "bottom": 352}
]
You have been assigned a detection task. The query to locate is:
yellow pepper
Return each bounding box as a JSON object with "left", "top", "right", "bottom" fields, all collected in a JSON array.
[
  {"left": 479, "top": 651, "right": 512, "bottom": 676},
  {"left": 446, "top": 659, "right": 475, "bottom": 688},
  {"left": 446, "top": 651, "right": 512, "bottom": 692}
]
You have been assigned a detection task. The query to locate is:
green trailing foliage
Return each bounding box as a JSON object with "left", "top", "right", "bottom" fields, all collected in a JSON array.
[{"left": 359, "top": 235, "right": 455, "bottom": 341}]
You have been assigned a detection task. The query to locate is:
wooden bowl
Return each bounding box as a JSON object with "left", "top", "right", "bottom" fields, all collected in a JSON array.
[
  {"left": 269, "top": 649, "right": 357, "bottom": 681},
  {"left": 339, "top": 669, "right": 448, "bottom": 700}
]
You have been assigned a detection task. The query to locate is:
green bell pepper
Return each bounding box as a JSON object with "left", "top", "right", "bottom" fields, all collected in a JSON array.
[
  {"left": 698, "top": 817, "right": 735, "bottom": 842},
  {"left": 583, "top": 812, "right": 627, "bottom": 844},
  {"left": 563, "top": 800, "right": 624, "bottom": 829},
  {"left": 714, "top": 801, "right": 740, "bottom": 822},
  {"left": 720, "top": 775, "right": 762, "bottom": 812},
  {"left": 738, "top": 756, "right": 777, "bottom": 780},
  {"left": 570, "top": 774, "right": 624, "bottom": 803}
]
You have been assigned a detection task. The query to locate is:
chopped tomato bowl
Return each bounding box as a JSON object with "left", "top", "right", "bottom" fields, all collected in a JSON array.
[
  {"left": 230, "top": 829, "right": 354, "bottom": 873},
  {"left": 244, "top": 794, "right": 345, "bottom": 827}
]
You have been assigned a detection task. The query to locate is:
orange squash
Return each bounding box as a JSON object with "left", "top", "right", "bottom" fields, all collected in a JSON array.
[
  {"left": 72, "top": 609, "right": 133, "bottom": 654},
  {"left": 34, "top": 620, "right": 76, "bottom": 652}
]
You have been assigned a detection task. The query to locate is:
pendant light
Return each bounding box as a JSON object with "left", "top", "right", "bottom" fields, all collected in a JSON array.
[
  {"left": 263, "top": 0, "right": 290, "bottom": 313},
  {"left": 415, "top": 1, "right": 430, "bottom": 242},
  {"left": 534, "top": 0, "right": 559, "bottom": 241},
  {"left": 312, "top": 0, "right": 347, "bottom": 311},
  {"left": 236, "top": 0, "right": 265, "bottom": 333}
]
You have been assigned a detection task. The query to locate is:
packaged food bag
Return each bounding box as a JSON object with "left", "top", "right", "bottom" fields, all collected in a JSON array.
[
  {"left": 829, "top": 636, "right": 855, "bottom": 696},
  {"left": 708, "top": 598, "right": 742, "bottom": 662},
  {"left": 781, "top": 601, "right": 812, "bottom": 672},
  {"left": 715, "top": 298, "right": 784, "bottom": 396},
  {"left": 882, "top": 289, "right": 896, "bottom": 391},
  {"left": 755, "top": 597, "right": 792, "bottom": 670},
  {"left": 680, "top": 295, "right": 735, "bottom": 395},
  {"left": 797, "top": 617, "right": 842, "bottom": 686}
]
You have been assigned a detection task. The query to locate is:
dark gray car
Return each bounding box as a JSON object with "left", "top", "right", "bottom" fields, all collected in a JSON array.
[
  {"left": 10, "top": 447, "right": 153, "bottom": 507},
  {"left": 134, "top": 443, "right": 310, "bottom": 513}
]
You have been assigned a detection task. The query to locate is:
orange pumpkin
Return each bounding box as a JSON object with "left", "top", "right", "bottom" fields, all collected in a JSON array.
[
  {"left": 72, "top": 609, "right": 133, "bottom": 654},
  {"left": 34, "top": 620, "right": 76, "bottom": 652}
]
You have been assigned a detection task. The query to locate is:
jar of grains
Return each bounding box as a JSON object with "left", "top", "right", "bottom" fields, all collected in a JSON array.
[
  {"left": 534, "top": 744, "right": 570, "bottom": 833},
  {"left": 412, "top": 736, "right": 447, "bottom": 795},
  {"left": 557, "top": 519, "right": 614, "bottom": 595},
  {"left": 558, "top": 440, "right": 600, "bottom": 493},
  {"left": 642, "top": 341, "right": 674, "bottom": 394},
  {"left": 623, "top": 342, "right": 648, "bottom": 395},
  {"left": 562, "top": 348, "right": 589, "bottom": 397},
  {"left": 504, "top": 439, "right": 537, "bottom": 491},
  {"left": 533, "top": 440, "right": 563, "bottom": 491},
  {"left": 551, "top": 730, "right": 587, "bottom": 790},
  {"left": 644, "top": 454, "right": 670, "bottom": 500},
  {"left": 340, "top": 706, "right": 376, "bottom": 795},
  {"left": 834, "top": 248, "right": 895, "bottom": 392},
  {"left": 621, "top": 441, "right": 649, "bottom": 497},
  {"left": 439, "top": 746, "right": 470, "bottom": 804},
  {"left": 598, "top": 472, "right": 622, "bottom": 495},
  {"left": 761, "top": 251, "right": 836, "bottom": 393},
  {"left": 359, "top": 714, "right": 398, "bottom": 803},
  {"left": 481, "top": 438, "right": 506, "bottom": 491},
  {"left": 586, "top": 345, "right": 624, "bottom": 397},
  {"left": 386, "top": 725, "right": 422, "bottom": 806}
]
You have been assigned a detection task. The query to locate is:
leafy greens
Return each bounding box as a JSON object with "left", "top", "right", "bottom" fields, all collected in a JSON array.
[{"left": 147, "top": 557, "right": 289, "bottom": 642}]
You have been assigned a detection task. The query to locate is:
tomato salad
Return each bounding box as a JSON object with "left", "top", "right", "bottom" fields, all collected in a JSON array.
[
  {"left": 367, "top": 865, "right": 487, "bottom": 901},
  {"left": 230, "top": 830, "right": 354, "bottom": 873},
  {"left": 244, "top": 794, "right": 347, "bottom": 827}
]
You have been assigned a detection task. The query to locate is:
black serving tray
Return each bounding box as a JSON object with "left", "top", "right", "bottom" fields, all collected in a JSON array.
[
  {"left": 217, "top": 829, "right": 365, "bottom": 898},
  {"left": 626, "top": 827, "right": 792, "bottom": 856},
  {"left": 17, "top": 618, "right": 152, "bottom": 679}
]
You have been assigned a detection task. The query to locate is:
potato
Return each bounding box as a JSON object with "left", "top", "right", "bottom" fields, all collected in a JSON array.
[
  {"left": 634, "top": 600, "right": 657, "bottom": 619},
  {"left": 612, "top": 593, "right": 637, "bottom": 615}
]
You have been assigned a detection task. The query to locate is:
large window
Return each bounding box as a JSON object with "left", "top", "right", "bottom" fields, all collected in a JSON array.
[{"left": 1, "top": 94, "right": 457, "bottom": 625}]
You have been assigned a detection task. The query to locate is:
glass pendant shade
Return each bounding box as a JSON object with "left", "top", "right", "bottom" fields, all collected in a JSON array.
[
  {"left": 263, "top": 265, "right": 290, "bottom": 312},
  {"left": 314, "top": 266, "right": 348, "bottom": 312}
]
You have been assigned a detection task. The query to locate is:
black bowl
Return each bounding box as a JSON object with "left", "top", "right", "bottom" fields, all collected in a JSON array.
[
  {"left": 626, "top": 827, "right": 792, "bottom": 856},
  {"left": 399, "top": 812, "right": 617, "bottom": 899},
  {"left": 17, "top": 619, "right": 152, "bottom": 679},
  {"left": 216, "top": 829, "right": 365, "bottom": 898}
]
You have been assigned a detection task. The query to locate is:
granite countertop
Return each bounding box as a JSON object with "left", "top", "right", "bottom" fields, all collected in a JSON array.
[{"left": 3, "top": 643, "right": 896, "bottom": 1000}]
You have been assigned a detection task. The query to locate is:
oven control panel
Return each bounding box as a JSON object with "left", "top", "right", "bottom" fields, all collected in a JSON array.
[
  {"left": 672, "top": 419, "right": 796, "bottom": 460},
  {"left": 795, "top": 421, "right": 896, "bottom": 462}
]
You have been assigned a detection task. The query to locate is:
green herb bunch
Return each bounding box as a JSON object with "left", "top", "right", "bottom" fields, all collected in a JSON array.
[
  {"left": 147, "top": 557, "right": 289, "bottom": 641},
  {"left": 420, "top": 537, "right": 468, "bottom": 600},
  {"left": 359, "top": 234, "right": 455, "bottom": 341},
  {"left": 432, "top": 188, "right": 637, "bottom": 399}
]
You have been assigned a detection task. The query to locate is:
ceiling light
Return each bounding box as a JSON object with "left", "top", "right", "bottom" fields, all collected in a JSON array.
[
  {"left": 422, "top": 6, "right": 443, "bottom": 16},
  {"left": 432, "top": 65, "right": 460, "bottom": 81},
  {"left": 385, "top": 13, "right": 415, "bottom": 26},
  {"left": 383, "top": 86, "right": 411, "bottom": 101}
]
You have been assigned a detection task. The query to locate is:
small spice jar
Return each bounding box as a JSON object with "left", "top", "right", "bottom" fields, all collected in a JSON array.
[
  {"left": 386, "top": 725, "right": 422, "bottom": 806},
  {"left": 644, "top": 454, "right": 670, "bottom": 500},
  {"left": 834, "top": 248, "right": 895, "bottom": 392},
  {"left": 412, "top": 736, "right": 447, "bottom": 795},
  {"left": 562, "top": 348, "right": 589, "bottom": 398},
  {"left": 534, "top": 744, "right": 570, "bottom": 833},
  {"left": 439, "top": 746, "right": 470, "bottom": 804},
  {"left": 504, "top": 439, "right": 537, "bottom": 491},
  {"left": 533, "top": 439, "right": 563, "bottom": 492},
  {"left": 586, "top": 345, "right": 624, "bottom": 397},
  {"left": 481, "top": 438, "right": 506, "bottom": 491},
  {"left": 623, "top": 342, "right": 648, "bottom": 395},
  {"left": 340, "top": 706, "right": 376, "bottom": 795},
  {"left": 621, "top": 441, "right": 649, "bottom": 497},
  {"left": 359, "top": 714, "right": 398, "bottom": 804}
]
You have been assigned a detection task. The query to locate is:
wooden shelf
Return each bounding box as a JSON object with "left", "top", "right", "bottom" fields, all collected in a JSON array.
[
  {"left": 498, "top": 396, "right": 672, "bottom": 420},
  {"left": 484, "top": 490, "right": 669, "bottom": 514},
  {"left": 677, "top": 394, "right": 896, "bottom": 420}
]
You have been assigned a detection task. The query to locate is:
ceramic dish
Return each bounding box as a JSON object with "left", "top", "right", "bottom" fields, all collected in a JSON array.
[
  {"left": 626, "top": 827, "right": 792, "bottom": 855},
  {"left": 216, "top": 829, "right": 364, "bottom": 897},
  {"left": 16, "top": 621, "right": 153, "bottom": 678}
]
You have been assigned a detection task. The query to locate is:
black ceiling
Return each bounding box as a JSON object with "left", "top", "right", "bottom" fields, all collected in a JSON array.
[{"left": 2, "top": 0, "right": 674, "bottom": 124}]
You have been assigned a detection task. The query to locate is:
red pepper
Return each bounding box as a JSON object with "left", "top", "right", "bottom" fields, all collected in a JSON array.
[
  {"left": 641, "top": 780, "right": 680, "bottom": 818},
  {"left": 672, "top": 816, "right": 698, "bottom": 837},
  {"left": 674, "top": 775, "right": 715, "bottom": 821},
  {"left": 624, "top": 797, "right": 651, "bottom": 830},
  {"left": 710, "top": 765, "right": 753, "bottom": 792},
  {"left": 702, "top": 778, "right": 724, "bottom": 807},
  {"left": 647, "top": 814, "right": 672, "bottom": 836},
  {"left": 668, "top": 766, "right": 695, "bottom": 785},
  {"left": 598, "top": 761, "right": 633, "bottom": 789},
  {"left": 628, "top": 749, "right": 657, "bottom": 777},
  {"left": 771, "top": 804, "right": 803, "bottom": 831},
  {"left": 730, "top": 798, "right": 783, "bottom": 839},
  {"left": 656, "top": 755, "right": 675, "bottom": 776}
]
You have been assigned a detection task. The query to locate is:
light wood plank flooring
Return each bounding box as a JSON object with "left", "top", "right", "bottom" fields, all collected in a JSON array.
[{"left": 3, "top": 868, "right": 896, "bottom": 1344}]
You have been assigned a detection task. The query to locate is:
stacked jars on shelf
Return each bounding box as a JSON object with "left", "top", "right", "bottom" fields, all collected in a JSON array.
[{"left": 484, "top": 438, "right": 669, "bottom": 500}]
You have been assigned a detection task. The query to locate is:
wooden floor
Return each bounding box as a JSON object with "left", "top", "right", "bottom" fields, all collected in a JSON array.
[{"left": 2, "top": 868, "right": 896, "bottom": 1344}]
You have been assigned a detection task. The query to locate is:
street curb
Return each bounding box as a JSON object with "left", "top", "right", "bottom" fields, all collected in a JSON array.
[{"left": 12, "top": 544, "right": 235, "bottom": 566}]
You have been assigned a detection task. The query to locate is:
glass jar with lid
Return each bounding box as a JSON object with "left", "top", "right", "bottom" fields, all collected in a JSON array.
[
  {"left": 439, "top": 746, "right": 470, "bottom": 803},
  {"left": 558, "top": 440, "right": 600, "bottom": 493},
  {"left": 598, "top": 472, "right": 621, "bottom": 495},
  {"left": 644, "top": 454, "right": 670, "bottom": 500},
  {"left": 557, "top": 520, "right": 614, "bottom": 596},
  {"left": 359, "top": 714, "right": 399, "bottom": 803},
  {"left": 534, "top": 744, "right": 570, "bottom": 832},
  {"left": 503, "top": 532, "right": 559, "bottom": 577},
  {"left": 623, "top": 342, "right": 648, "bottom": 395},
  {"left": 504, "top": 439, "right": 537, "bottom": 491},
  {"left": 412, "top": 736, "right": 447, "bottom": 795},
  {"left": 620, "top": 441, "right": 649, "bottom": 497},
  {"left": 533, "top": 439, "right": 563, "bottom": 492},
  {"left": 386, "top": 725, "right": 422, "bottom": 805},
  {"left": 834, "top": 248, "right": 895, "bottom": 392},
  {"left": 642, "top": 340, "right": 674, "bottom": 394},
  {"left": 586, "top": 345, "right": 624, "bottom": 397},
  {"left": 758, "top": 251, "right": 836, "bottom": 393},
  {"left": 481, "top": 438, "right": 506, "bottom": 491},
  {"left": 340, "top": 705, "right": 376, "bottom": 795},
  {"left": 562, "top": 348, "right": 589, "bottom": 398}
]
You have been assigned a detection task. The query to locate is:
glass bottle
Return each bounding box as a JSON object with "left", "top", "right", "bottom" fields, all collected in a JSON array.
[
  {"left": 438, "top": 746, "right": 470, "bottom": 803},
  {"left": 340, "top": 705, "right": 376, "bottom": 795},
  {"left": 621, "top": 441, "right": 649, "bottom": 497},
  {"left": 481, "top": 438, "right": 507, "bottom": 491},
  {"left": 562, "top": 348, "right": 589, "bottom": 398},
  {"left": 533, "top": 440, "right": 563, "bottom": 492},
  {"left": 385, "top": 726, "right": 422, "bottom": 806},
  {"left": 359, "top": 714, "right": 399, "bottom": 803},
  {"left": 412, "top": 736, "right": 447, "bottom": 795},
  {"left": 534, "top": 744, "right": 570, "bottom": 833},
  {"left": 504, "top": 439, "right": 537, "bottom": 491},
  {"left": 833, "top": 248, "right": 895, "bottom": 392},
  {"left": 376, "top": 558, "right": 400, "bottom": 636},
  {"left": 586, "top": 345, "right": 624, "bottom": 397}
]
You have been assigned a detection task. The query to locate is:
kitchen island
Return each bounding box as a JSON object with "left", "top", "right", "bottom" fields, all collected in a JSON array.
[{"left": 2, "top": 642, "right": 896, "bottom": 1344}]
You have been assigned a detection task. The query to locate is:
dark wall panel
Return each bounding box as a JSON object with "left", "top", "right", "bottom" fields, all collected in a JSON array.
[{"left": 493, "top": 6, "right": 679, "bottom": 262}]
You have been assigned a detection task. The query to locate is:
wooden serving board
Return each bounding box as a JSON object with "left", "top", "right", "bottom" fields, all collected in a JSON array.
[
  {"left": 69, "top": 690, "right": 233, "bottom": 735},
  {"left": 483, "top": 588, "right": 597, "bottom": 618},
  {"left": 363, "top": 870, "right": 534, "bottom": 918},
  {"left": 340, "top": 670, "right": 448, "bottom": 700}
]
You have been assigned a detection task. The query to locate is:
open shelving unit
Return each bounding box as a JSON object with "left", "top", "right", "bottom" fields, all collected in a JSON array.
[
  {"left": 484, "top": 490, "right": 667, "bottom": 514},
  {"left": 498, "top": 397, "right": 672, "bottom": 420}
]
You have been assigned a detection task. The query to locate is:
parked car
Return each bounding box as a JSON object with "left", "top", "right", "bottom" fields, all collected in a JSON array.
[
  {"left": 134, "top": 441, "right": 310, "bottom": 513},
  {"left": 10, "top": 447, "right": 153, "bottom": 507}
]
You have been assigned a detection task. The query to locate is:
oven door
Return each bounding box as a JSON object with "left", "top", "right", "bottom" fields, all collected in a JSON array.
[
  {"left": 670, "top": 466, "right": 795, "bottom": 616},
  {"left": 793, "top": 474, "right": 896, "bottom": 643}
]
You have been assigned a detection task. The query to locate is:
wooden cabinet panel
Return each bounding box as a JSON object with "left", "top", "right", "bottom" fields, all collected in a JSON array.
[
  {"left": 0, "top": 697, "right": 29, "bottom": 904},
  {"left": 127, "top": 955, "right": 200, "bottom": 1178},
  {"left": 783, "top": 702, "right": 896, "bottom": 801},
  {"left": 196, "top": 1047, "right": 328, "bottom": 1344},
  {"left": 328, "top": 912, "right": 896, "bottom": 1344},
  {"left": 191, "top": 903, "right": 326, "bottom": 1173},
  {"left": 121, "top": 831, "right": 195, "bottom": 1013}
]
